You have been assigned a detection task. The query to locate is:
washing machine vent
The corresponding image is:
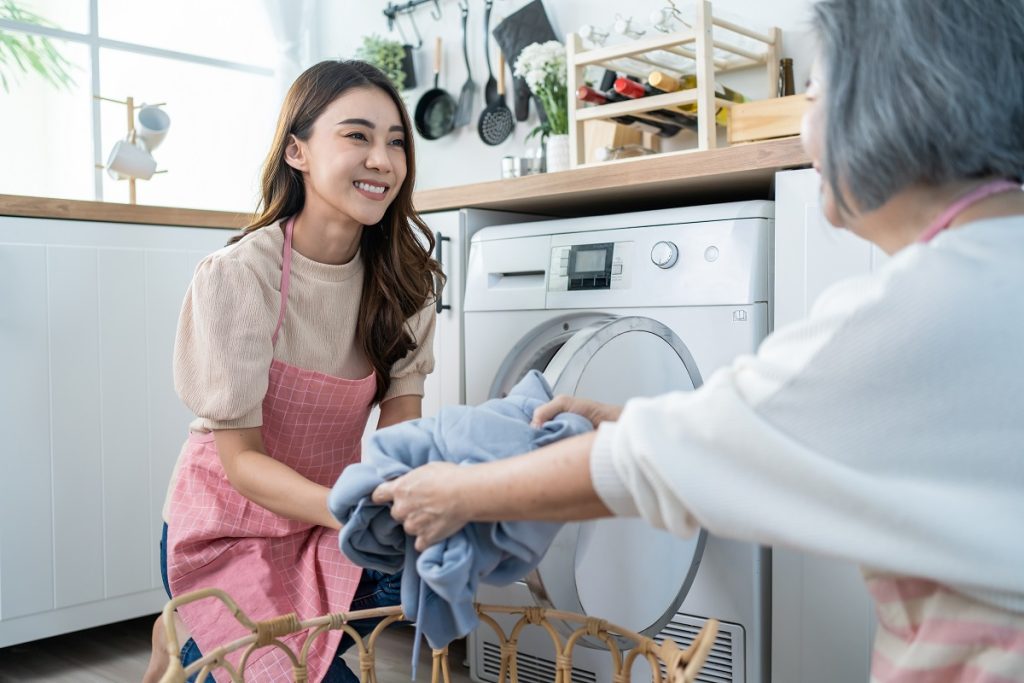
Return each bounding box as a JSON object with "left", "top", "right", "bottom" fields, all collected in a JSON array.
[
  {"left": 656, "top": 614, "right": 743, "bottom": 683},
  {"left": 482, "top": 641, "right": 598, "bottom": 683}
]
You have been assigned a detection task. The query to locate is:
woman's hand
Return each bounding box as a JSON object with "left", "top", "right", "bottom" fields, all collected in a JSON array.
[
  {"left": 214, "top": 428, "right": 341, "bottom": 530},
  {"left": 530, "top": 395, "right": 623, "bottom": 429},
  {"left": 371, "top": 462, "right": 468, "bottom": 551}
]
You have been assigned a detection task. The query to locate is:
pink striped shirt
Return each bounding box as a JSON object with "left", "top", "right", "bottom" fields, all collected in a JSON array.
[{"left": 866, "top": 573, "right": 1024, "bottom": 682}]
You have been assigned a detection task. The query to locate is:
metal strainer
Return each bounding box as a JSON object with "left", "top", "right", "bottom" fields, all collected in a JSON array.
[{"left": 478, "top": 51, "right": 514, "bottom": 146}]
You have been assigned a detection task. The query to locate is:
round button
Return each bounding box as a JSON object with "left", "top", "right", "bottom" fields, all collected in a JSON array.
[
  {"left": 650, "top": 241, "right": 679, "bottom": 269},
  {"left": 704, "top": 246, "right": 720, "bottom": 262}
]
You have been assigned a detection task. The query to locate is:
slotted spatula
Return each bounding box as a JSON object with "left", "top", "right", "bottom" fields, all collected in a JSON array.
[
  {"left": 454, "top": 1, "right": 475, "bottom": 127},
  {"left": 482, "top": 0, "right": 498, "bottom": 106},
  {"left": 478, "top": 51, "right": 514, "bottom": 146}
]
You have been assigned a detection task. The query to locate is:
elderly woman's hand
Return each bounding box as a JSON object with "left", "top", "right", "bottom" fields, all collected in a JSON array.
[
  {"left": 530, "top": 395, "right": 623, "bottom": 429},
  {"left": 371, "top": 462, "right": 468, "bottom": 551}
]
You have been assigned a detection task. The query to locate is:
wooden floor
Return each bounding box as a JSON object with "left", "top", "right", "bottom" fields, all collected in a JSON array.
[{"left": 0, "top": 616, "right": 474, "bottom": 682}]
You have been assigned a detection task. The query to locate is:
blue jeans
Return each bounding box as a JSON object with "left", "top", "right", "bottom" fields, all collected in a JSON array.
[{"left": 160, "top": 523, "right": 402, "bottom": 683}]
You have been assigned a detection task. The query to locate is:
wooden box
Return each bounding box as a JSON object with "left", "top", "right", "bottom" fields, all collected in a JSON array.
[{"left": 727, "top": 93, "right": 809, "bottom": 144}]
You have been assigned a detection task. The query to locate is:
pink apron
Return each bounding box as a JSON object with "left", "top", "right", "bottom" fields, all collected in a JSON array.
[
  {"left": 167, "top": 216, "right": 374, "bottom": 681},
  {"left": 915, "top": 179, "right": 1020, "bottom": 243}
]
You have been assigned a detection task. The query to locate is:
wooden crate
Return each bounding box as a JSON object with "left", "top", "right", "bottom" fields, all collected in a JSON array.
[
  {"left": 728, "top": 93, "right": 809, "bottom": 144},
  {"left": 582, "top": 119, "right": 660, "bottom": 164}
]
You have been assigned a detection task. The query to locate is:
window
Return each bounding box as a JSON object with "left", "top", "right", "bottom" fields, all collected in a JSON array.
[{"left": 0, "top": 0, "right": 279, "bottom": 211}]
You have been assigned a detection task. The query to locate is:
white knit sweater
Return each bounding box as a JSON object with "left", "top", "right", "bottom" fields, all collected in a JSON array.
[{"left": 590, "top": 216, "right": 1024, "bottom": 679}]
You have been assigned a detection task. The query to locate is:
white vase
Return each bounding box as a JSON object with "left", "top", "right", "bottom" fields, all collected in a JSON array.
[{"left": 545, "top": 134, "right": 570, "bottom": 173}]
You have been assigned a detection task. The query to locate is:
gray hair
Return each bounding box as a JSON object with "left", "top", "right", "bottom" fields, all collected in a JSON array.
[{"left": 812, "top": 0, "right": 1024, "bottom": 214}]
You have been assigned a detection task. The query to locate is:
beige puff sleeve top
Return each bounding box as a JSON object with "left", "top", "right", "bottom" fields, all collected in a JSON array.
[{"left": 173, "top": 224, "right": 436, "bottom": 432}]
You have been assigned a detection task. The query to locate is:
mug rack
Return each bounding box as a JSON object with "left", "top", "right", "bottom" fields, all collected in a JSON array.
[
  {"left": 567, "top": 0, "right": 782, "bottom": 168},
  {"left": 94, "top": 94, "right": 167, "bottom": 205}
]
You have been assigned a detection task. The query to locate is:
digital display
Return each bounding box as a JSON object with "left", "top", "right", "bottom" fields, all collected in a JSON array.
[
  {"left": 567, "top": 243, "right": 614, "bottom": 290},
  {"left": 573, "top": 249, "right": 607, "bottom": 273}
]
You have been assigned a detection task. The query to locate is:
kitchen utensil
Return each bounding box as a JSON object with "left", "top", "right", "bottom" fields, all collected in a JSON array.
[
  {"left": 454, "top": 1, "right": 476, "bottom": 127},
  {"left": 482, "top": 0, "right": 498, "bottom": 106},
  {"left": 492, "top": 0, "right": 559, "bottom": 121},
  {"left": 414, "top": 36, "right": 457, "bottom": 140},
  {"left": 478, "top": 51, "right": 514, "bottom": 146},
  {"left": 400, "top": 44, "right": 417, "bottom": 90},
  {"left": 389, "top": 12, "right": 419, "bottom": 89}
]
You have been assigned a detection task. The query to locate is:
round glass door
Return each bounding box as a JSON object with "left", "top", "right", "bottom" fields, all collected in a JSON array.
[{"left": 526, "top": 316, "right": 707, "bottom": 649}]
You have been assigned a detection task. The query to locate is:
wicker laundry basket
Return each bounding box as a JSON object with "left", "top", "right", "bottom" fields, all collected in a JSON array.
[{"left": 157, "top": 588, "right": 719, "bottom": 683}]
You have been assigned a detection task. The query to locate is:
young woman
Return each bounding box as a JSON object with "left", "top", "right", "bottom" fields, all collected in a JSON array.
[
  {"left": 145, "top": 60, "right": 442, "bottom": 682},
  {"left": 375, "top": 1, "right": 1024, "bottom": 680}
]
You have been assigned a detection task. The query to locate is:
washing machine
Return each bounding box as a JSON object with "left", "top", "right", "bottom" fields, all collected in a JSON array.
[{"left": 463, "top": 201, "right": 774, "bottom": 683}]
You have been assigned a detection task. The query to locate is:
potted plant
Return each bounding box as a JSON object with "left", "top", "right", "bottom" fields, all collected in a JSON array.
[
  {"left": 514, "top": 40, "right": 569, "bottom": 172},
  {"left": 355, "top": 34, "right": 416, "bottom": 91},
  {"left": 0, "top": 0, "right": 75, "bottom": 92}
]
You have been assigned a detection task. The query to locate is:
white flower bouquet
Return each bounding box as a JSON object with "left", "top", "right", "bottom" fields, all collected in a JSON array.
[{"left": 513, "top": 40, "right": 568, "bottom": 138}]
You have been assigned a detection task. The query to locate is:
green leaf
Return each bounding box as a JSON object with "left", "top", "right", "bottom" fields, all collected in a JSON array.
[
  {"left": 6, "top": 36, "right": 29, "bottom": 71},
  {"left": 0, "top": 3, "right": 76, "bottom": 91}
]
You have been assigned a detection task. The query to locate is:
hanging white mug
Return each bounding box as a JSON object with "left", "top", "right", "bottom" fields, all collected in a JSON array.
[
  {"left": 135, "top": 104, "right": 171, "bottom": 152},
  {"left": 105, "top": 139, "right": 157, "bottom": 180}
]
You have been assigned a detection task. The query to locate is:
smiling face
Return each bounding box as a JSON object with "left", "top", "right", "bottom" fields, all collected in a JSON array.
[{"left": 285, "top": 86, "right": 408, "bottom": 228}]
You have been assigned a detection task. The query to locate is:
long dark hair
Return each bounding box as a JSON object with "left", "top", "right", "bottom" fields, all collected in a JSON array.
[{"left": 230, "top": 60, "right": 444, "bottom": 404}]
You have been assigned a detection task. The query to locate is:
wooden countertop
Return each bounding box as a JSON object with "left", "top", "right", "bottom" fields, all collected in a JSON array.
[
  {"left": 0, "top": 194, "right": 250, "bottom": 229},
  {"left": 0, "top": 138, "right": 809, "bottom": 227},
  {"left": 414, "top": 137, "right": 809, "bottom": 216}
]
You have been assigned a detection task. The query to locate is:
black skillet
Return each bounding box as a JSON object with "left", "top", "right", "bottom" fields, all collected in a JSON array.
[{"left": 414, "top": 37, "right": 456, "bottom": 140}]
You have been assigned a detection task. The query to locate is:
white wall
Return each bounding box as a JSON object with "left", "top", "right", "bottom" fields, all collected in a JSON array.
[{"left": 315, "top": 0, "right": 816, "bottom": 191}]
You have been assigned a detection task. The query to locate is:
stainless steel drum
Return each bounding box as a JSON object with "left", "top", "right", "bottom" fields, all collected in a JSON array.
[{"left": 494, "top": 315, "right": 709, "bottom": 649}]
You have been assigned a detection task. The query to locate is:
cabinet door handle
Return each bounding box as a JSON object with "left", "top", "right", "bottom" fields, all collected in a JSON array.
[{"left": 434, "top": 231, "right": 452, "bottom": 314}]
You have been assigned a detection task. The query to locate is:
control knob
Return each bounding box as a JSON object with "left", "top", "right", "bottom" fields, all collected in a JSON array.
[{"left": 650, "top": 241, "right": 678, "bottom": 269}]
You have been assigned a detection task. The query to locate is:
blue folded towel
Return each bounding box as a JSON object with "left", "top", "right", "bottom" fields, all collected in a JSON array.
[{"left": 327, "top": 370, "right": 593, "bottom": 654}]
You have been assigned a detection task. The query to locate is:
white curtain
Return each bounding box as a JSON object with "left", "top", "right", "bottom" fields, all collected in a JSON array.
[{"left": 261, "top": 0, "right": 316, "bottom": 103}]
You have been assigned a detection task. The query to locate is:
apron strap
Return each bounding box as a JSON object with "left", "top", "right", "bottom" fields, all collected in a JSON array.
[
  {"left": 271, "top": 216, "right": 296, "bottom": 347},
  {"left": 917, "top": 179, "right": 1021, "bottom": 243}
]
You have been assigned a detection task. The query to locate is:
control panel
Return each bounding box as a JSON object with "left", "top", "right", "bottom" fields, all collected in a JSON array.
[{"left": 549, "top": 241, "right": 633, "bottom": 291}]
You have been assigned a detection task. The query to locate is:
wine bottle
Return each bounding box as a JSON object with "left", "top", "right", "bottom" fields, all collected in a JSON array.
[
  {"left": 777, "top": 58, "right": 795, "bottom": 97},
  {"left": 577, "top": 84, "right": 628, "bottom": 105},
  {"left": 616, "top": 114, "right": 683, "bottom": 137},
  {"left": 647, "top": 71, "right": 746, "bottom": 126},
  {"left": 575, "top": 86, "right": 683, "bottom": 137},
  {"left": 598, "top": 69, "right": 618, "bottom": 92},
  {"left": 611, "top": 78, "right": 699, "bottom": 130}
]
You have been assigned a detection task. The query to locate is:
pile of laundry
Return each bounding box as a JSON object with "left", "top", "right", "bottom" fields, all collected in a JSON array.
[{"left": 327, "top": 370, "right": 592, "bottom": 649}]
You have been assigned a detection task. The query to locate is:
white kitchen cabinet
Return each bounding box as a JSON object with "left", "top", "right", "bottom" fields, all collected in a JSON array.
[
  {"left": 0, "top": 215, "right": 231, "bottom": 647},
  {"left": 771, "top": 168, "right": 885, "bottom": 683},
  {"left": 418, "top": 209, "right": 544, "bottom": 417},
  {"left": 419, "top": 211, "right": 463, "bottom": 418}
]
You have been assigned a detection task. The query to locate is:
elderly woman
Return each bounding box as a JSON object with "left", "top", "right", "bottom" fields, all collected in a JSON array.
[{"left": 375, "top": 0, "right": 1024, "bottom": 679}]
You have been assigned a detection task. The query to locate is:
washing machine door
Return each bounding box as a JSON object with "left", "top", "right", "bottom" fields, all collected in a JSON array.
[{"left": 511, "top": 315, "right": 708, "bottom": 649}]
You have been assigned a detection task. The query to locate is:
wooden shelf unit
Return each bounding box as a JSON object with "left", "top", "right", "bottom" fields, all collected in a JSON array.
[{"left": 566, "top": 0, "right": 781, "bottom": 167}]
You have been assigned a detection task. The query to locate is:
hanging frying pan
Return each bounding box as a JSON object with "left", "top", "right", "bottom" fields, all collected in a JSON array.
[{"left": 414, "top": 37, "right": 456, "bottom": 140}]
